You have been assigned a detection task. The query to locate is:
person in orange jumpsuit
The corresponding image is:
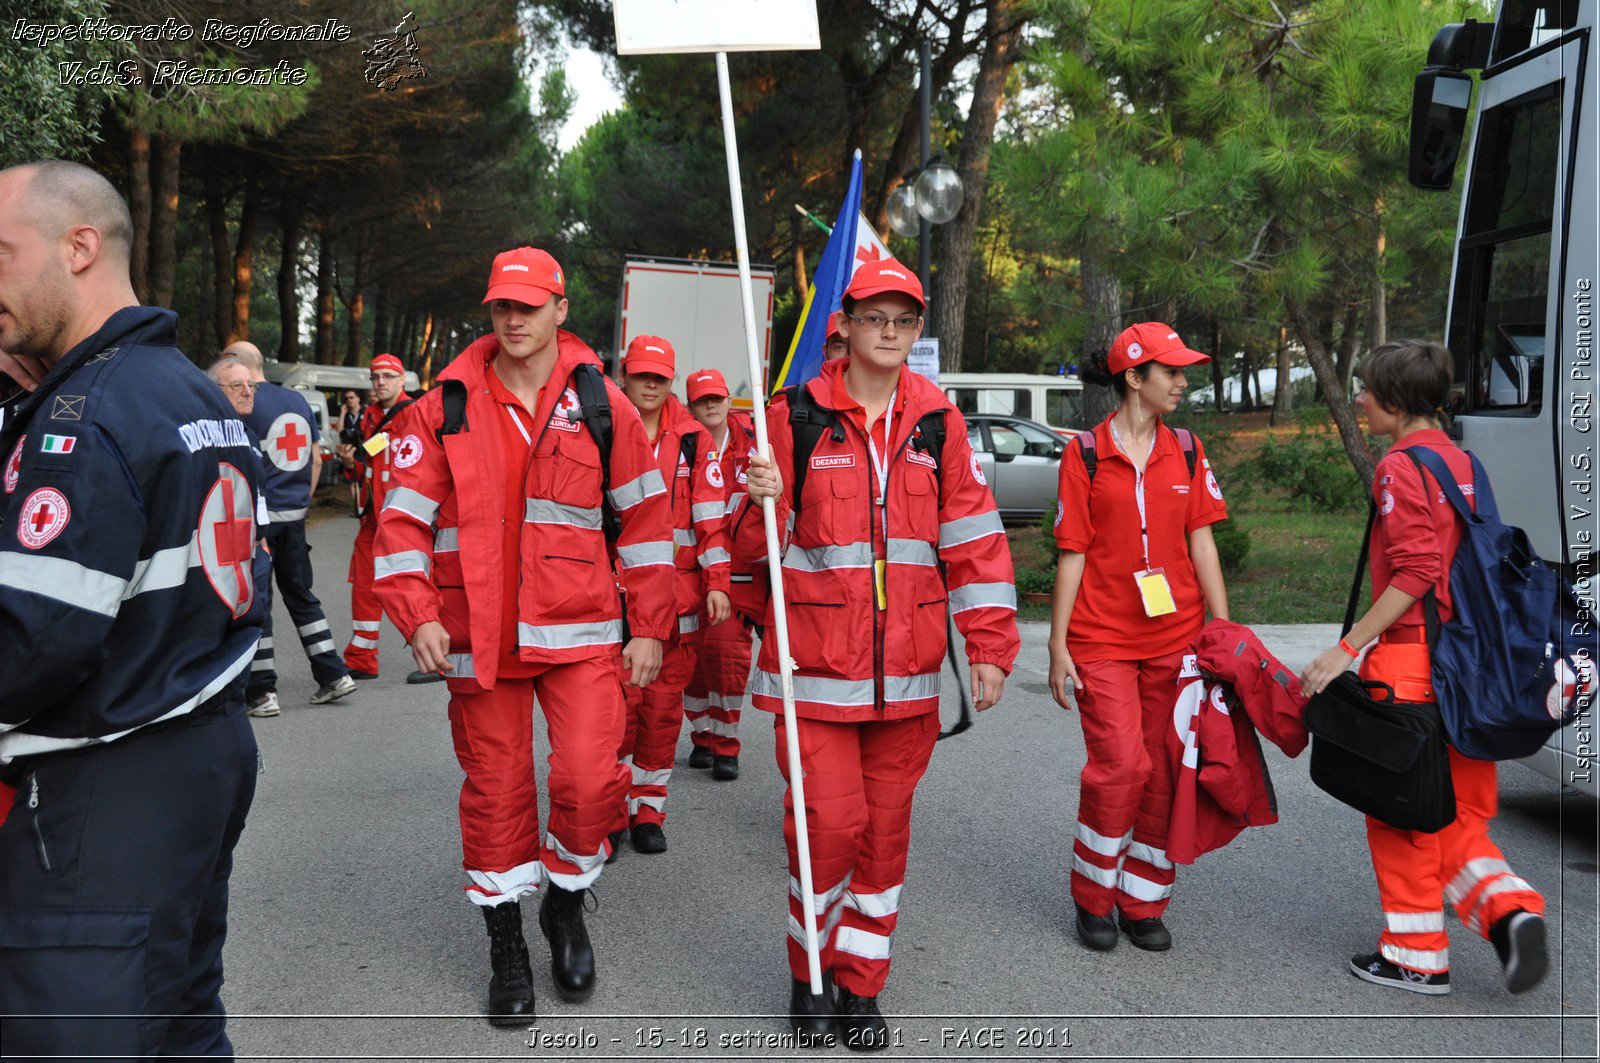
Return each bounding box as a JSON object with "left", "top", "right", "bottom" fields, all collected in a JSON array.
[{"left": 1302, "top": 338, "right": 1548, "bottom": 997}]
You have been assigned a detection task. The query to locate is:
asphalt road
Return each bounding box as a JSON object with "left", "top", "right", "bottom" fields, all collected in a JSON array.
[{"left": 220, "top": 512, "right": 1599, "bottom": 1061}]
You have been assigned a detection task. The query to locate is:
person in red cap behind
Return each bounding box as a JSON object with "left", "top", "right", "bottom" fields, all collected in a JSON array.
[
  {"left": 608, "top": 335, "right": 731, "bottom": 854},
  {"left": 338, "top": 352, "right": 417, "bottom": 680},
  {"left": 682, "top": 366, "right": 758, "bottom": 778},
  {"left": 371, "top": 247, "right": 677, "bottom": 1024},
  {"left": 824, "top": 311, "right": 848, "bottom": 361},
  {"left": 1046, "top": 321, "right": 1230, "bottom": 955},
  {"left": 739, "top": 258, "right": 1020, "bottom": 1048}
]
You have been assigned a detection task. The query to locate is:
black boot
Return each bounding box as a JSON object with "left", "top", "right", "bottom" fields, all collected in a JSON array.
[
  {"left": 605, "top": 828, "right": 627, "bottom": 865},
  {"left": 788, "top": 973, "right": 837, "bottom": 1045},
  {"left": 688, "top": 745, "right": 714, "bottom": 769},
  {"left": 539, "top": 885, "right": 596, "bottom": 1002},
  {"left": 1075, "top": 904, "right": 1117, "bottom": 951},
  {"left": 481, "top": 902, "right": 535, "bottom": 1026},
  {"left": 711, "top": 754, "right": 740, "bottom": 781},
  {"left": 835, "top": 987, "right": 889, "bottom": 1052}
]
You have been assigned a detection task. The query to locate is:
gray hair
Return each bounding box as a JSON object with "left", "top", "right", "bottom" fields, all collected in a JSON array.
[{"left": 207, "top": 356, "right": 249, "bottom": 383}]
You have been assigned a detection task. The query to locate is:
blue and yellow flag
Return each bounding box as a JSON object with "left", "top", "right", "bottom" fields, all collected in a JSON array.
[{"left": 773, "top": 151, "right": 890, "bottom": 392}]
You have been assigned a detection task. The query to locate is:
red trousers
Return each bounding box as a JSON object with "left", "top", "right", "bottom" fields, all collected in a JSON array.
[
  {"left": 343, "top": 521, "right": 383, "bottom": 674},
  {"left": 1360, "top": 642, "right": 1545, "bottom": 974},
  {"left": 445, "top": 656, "right": 629, "bottom": 905},
  {"left": 776, "top": 712, "right": 939, "bottom": 997},
  {"left": 617, "top": 628, "right": 699, "bottom": 828},
  {"left": 1070, "top": 651, "right": 1186, "bottom": 921},
  {"left": 684, "top": 616, "right": 753, "bottom": 756}
]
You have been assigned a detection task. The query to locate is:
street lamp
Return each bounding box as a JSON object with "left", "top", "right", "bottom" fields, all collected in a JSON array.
[
  {"left": 891, "top": 41, "right": 965, "bottom": 334},
  {"left": 913, "top": 159, "right": 962, "bottom": 224},
  {"left": 887, "top": 182, "right": 921, "bottom": 239}
]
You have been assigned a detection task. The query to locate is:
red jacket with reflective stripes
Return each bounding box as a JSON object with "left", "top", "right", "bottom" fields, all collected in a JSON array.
[
  {"left": 729, "top": 358, "right": 1019, "bottom": 722},
  {"left": 372, "top": 332, "right": 676, "bottom": 689},
  {"left": 651, "top": 396, "right": 730, "bottom": 620}
]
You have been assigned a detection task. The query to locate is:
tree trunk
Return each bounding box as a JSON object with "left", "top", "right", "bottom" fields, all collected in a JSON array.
[
  {"left": 148, "top": 136, "right": 181, "bottom": 308},
  {"left": 1272, "top": 325, "right": 1294, "bottom": 421},
  {"left": 1335, "top": 299, "right": 1362, "bottom": 387},
  {"left": 1371, "top": 205, "right": 1387, "bottom": 352},
  {"left": 1291, "top": 301, "right": 1376, "bottom": 486},
  {"left": 229, "top": 180, "right": 257, "bottom": 344},
  {"left": 417, "top": 313, "right": 437, "bottom": 382},
  {"left": 932, "top": 0, "right": 1025, "bottom": 374},
  {"left": 129, "top": 127, "right": 151, "bottom": 303},
  {"left": 1210, "top": 318, "right": 1228, "bottom": 413},
  {"left": 791, "top": 211, "right": 808, "bottom": 296},
  {"left": 370, "top": 288, "right": 389, "bottom": 363},
  {"left": 1079, "top": 250, "right": 1121, "bottom": 425},
  {"left": 314, "top": 229, "right": 336, "bottom": 365},
  {"left": 206, "top": 171, "right": 230, "bottom": 351},
  {"left": 344, "top": 246, "right": 365, "bottom": 366},
  {"left": 1239, "top": 350, "right": 1256, "bottom": 408},
  {"left": 278, "top": 210, "right": 302, "bottom": 362}
]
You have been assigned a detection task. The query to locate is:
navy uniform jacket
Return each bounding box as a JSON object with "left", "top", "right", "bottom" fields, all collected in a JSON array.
[
  {"left": 0, "top": 307, "right": 266, "bottom": 777},
  {"left": 245, "top": 381, "right": 318, "bottom": 524}
]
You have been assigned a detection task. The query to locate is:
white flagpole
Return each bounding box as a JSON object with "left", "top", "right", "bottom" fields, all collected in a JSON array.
[{"left": 714, "top": 50, "right": 823, "bottom": 995}]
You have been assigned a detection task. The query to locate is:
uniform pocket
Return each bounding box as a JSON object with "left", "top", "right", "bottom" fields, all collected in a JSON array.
[
  {"left": 0, "top": 908, "right": 153, "bottom": 1055},
  {"left": 550, "top": 433, "right": 604, "bottom": 507},
  {"left": 897, "top": 465, "right": 940, "bottom": 540}
]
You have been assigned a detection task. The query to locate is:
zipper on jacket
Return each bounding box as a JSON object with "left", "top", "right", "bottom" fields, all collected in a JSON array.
[{"left": 28, "top": 772, "right": 51, "bottom": 872}]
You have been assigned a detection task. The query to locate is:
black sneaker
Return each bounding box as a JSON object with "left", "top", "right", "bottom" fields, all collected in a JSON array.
[
  {"left": 711, "top": 754, "right": 740, "bottom": 781},
  {"left": 788, "top": 974, "right": 837, "bottom": 1045},
  {"left": 1349, "top": 952, "right": 1450, "bottom": 995},
  {"left": 406, "top": 669, "right": 446, "bottom": 685},
  {"left": 688, "top": 745, "right": 714, "bottom": 769},
  {"left": 631, "top": 822, "right": 667, "bottom": 854},
  {"left": 349, "top": 670, "right": 379, "bottom": 681},
  {"left": 1490, "top": 910, "right": 1548, "bottom": 994},
  {"left": 1075, "top": 904, "right": 1117, "bottom": 951},
  {"left": 605, "top": 828, "right": 627, "bottom": 865},
  {"left": 1120, "top": 915, "right": 1173, "bottom": 952},
  {"left": 835, "top": 988, "right": 889, "bottom": 1052}
]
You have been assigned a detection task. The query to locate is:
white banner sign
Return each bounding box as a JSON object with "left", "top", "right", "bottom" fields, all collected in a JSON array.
[
  {"left": 908, "top": 338, "right": 940, "bottom": 386},
  {"left": 613, "top": 0, "right": 821, "bottom": 55}
]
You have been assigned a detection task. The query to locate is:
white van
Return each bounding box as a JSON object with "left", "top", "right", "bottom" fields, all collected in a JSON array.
[{"left": 941, "top": 373, "right": 1086, "bottom": 436}]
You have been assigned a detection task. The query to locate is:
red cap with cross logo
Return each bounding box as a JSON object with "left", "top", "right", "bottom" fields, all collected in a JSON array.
[
  {"left": 1107, "top": 321, "right": 1211, "bottom": 376},
  {"left": 483, "top": 246, "right": 566, "bottom": 307}
]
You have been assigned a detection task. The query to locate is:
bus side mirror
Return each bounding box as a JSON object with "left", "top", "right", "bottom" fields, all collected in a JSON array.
[{"left": 1409, "top": 68, "right": 1474, "bottom": 190}]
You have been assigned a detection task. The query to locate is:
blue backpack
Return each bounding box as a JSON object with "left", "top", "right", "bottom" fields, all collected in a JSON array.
[{"left": 1406, "top": 446, "right": 1596, "bottom": 760}]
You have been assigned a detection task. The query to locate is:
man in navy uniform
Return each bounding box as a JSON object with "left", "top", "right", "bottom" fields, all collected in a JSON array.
[
  {"left": 0, "top": 160, "right": 265, "bottom": 1057},
  {"left": 222, "top": 340, "right": 355, "bottom": 710}
]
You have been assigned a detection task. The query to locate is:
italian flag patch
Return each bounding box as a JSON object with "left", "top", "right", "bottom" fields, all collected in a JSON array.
[{"left": 41, "top": 434, "right": 76, "bottom": 454}]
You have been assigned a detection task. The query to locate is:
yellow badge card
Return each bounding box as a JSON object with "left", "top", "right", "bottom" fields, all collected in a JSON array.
[
  {"left": 875, "top": 559, "right": 888, "bottom": 610},
  {"left": 1135, "top": 568, "right": 1176, "bottom": 617},
  {"left": 362, "top": 431, "right": 390, "bottom": 457}
]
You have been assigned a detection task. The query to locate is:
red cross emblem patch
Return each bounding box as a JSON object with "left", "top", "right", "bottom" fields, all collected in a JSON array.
[
  {"left": 17, "top": 487, "right": 70, "bottom": 549},
  {"left": 391, "top": 434, "right": 423, "bottom": 469},
  {"left": 4, "top": 436, "right": 23, "bottom": 494},
  {"left": 266, "top": 413, "right": 313, "bottom": 472},
  {"left": 549, "top": 387, "right": 582, "bottom": 433},
  {"left": 197, "top": 462, "right": 257, "bottom": 618}
]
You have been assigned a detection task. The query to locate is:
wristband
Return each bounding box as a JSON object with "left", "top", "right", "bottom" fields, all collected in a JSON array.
[{"left": 1338, "top": 637, "right": 1360, "bottom": 658}]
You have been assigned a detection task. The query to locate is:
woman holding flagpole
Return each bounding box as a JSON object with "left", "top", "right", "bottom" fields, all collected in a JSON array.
[{"left": 738, "top": 258, "right": 1019, "bottom": 1050}]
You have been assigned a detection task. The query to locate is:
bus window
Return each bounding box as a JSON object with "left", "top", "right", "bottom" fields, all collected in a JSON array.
[
  {"left": 1448, "top": 83, "right": 1561, "bottom": 416},
  {"left": 1045, "top": 388, "right": 1084, "bottom": 429},
  {"left": 1491, "top": 1, "right": 1578, "bottom": 63},
  {"left": 947, "top": 387, "right": 1032, "bottom": 419}
]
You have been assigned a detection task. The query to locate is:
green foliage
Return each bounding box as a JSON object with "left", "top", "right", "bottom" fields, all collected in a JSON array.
[
  {"left": 1015, "top": 565, "right": 1056, "bottom": 596},
  {"left": 1254, "top": 431, "right": 1368, "bottom": 512},
  {"left": 0, "top": 0, "right": 118, "bottom": 166},
  {"left": 1212, "top": 519, "right": 1251, "bottom": 575}
]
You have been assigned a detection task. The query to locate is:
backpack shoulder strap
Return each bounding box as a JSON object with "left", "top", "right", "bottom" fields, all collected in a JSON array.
[
  {"left": 1075, "top": 430, "right": 1098, "bottom": 481},
  {"left": 912, "top": 408, "right": 948, "bottom": 501},
  {"left": 787, "top": 384, "right": 841, "bottom": 520},
  {"left": 1405, "top": 445, "right": 1482, "bottom": 523},
  {"left": 1172, "top": 427, "right": 1198, "bottom": 479},
  {"left": 571, "top": 363, "right": 619, "bottom": 539},
  {"left": 680, "top": 429, "right": 697, "bottom": 470},
  {"left": 434, "top": 384, "right": 466, "bottom": 443}
]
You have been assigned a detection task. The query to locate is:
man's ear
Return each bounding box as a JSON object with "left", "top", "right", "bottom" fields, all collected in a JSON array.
[
  {"left": 554, "top": 297, "right": 570, "bottom": 327},
  {"left": 64, "top": 224, "right": 104, "bottom": 276}
]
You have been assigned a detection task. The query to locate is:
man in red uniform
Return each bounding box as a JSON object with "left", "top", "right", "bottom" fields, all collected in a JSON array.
[
  {"left": 337, "top": 353, "right": 415, "bottom": 680},
  {"left": 372, "top": 247, "right": 676, "bottom": 1024},
  {"left": 740, "top": 260, "right": 1020, "bottom": 1049},
  {"left": 611, "top": 336, "right": 731, "bottom": 854},
  {"left": 683, "top": 367, "right": 757, "bottom": 779}
]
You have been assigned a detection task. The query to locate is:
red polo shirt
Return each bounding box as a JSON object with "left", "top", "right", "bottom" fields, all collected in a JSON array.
[
  {"left": 1054, "top": 417, "right": 1228, "bottom": 663},
  {"left": 485, "top": 361, "right": 539, "bottom": 679}
]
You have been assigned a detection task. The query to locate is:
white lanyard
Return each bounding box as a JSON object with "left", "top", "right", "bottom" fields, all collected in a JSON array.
[
  {"left": 864, "top": 391, "right": 895, "bottom": 537},
  {"left": 505, "top": 404, "right": 531, "bottom": 445},
  {"left": 1108, "top": 418, "right": 1155, "bottom": 570}
]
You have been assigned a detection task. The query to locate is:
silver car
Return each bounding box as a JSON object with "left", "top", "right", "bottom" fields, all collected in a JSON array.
[{"left": 964, "top": 414, "right": 1067, "bottom": 521}]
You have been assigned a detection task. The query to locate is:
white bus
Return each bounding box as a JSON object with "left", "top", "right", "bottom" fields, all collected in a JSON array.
[
  {"left": 1410, "top": 0, "right": 1598, "bottom": 794},
  {"left": 942, "top": 372, "right": 1087, "bottom": 436}
]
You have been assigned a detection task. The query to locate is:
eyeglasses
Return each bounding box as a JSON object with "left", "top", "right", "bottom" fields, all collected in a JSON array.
[
  {"left": 371, "top": 372, "right": 403, "bottom": 383},
  {"left": 846, "top": 311, "right": 922, "bottom": 332},
  {"left": 221, "top": 382, "right": 258, "bottom": 394}
]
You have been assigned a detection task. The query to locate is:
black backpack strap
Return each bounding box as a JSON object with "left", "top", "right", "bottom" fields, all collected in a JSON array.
[
  {"left": 1172, "top": 427, "right": 1198, "bottom": 479},
  {"left": 1344, "top": 499, "right": 1377, "bottom": 636},
  {"left": 680, "top": 430, "right": 697, "bottom": 470},
  {"left": 434, "top": 384, "right": 466, "bottom": 443},
  {"left": 911, "top": 409, "right": 947, "bottom": 496},
  {"left": 787, "top": 384, "right": 842, "bottom": 521},
  {"left": 570, "top": 363, "right": 619, "bottom": 541}
]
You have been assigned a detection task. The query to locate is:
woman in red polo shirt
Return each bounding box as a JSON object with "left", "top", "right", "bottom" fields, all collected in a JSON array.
[
  {"left": 1301, "top": 339, "right": 1547, "bottom": 997},
  {"left": 1047, "top": 322, "right": 1230, "bottom": 954}
]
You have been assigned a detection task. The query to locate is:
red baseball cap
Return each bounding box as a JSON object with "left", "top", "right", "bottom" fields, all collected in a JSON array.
[
  {"left": 824, "top": 310, "right": 845, "bottom": 343},
  {"left": 843, "top": 258, "right": 925, "bottom": 310},
  {"left": 369, "top": 353, "right": 404, "bottom": 375},
  {"left": 1107, "top": 322, "right": 1211, "bottom": 375},
  {"left": 483, "top": 246, "right": 565, "bottom": 307},
  {"left": 623, "top": 335, "right": 676, "bottom": 378},
  {"left": 686, "top": 368, "right": 729, "bottom": 402}
]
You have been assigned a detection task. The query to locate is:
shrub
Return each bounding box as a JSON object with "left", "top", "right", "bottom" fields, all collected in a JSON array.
[
  {"left": 1212, "top": 519, "right": 1251, "bottom": 575},
  {"left": 1016, "top": 566, "right": 1056, "bottom": 596},
  {"left": 1254, "top": 430, "right": 1366, "bottom": 512}
]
